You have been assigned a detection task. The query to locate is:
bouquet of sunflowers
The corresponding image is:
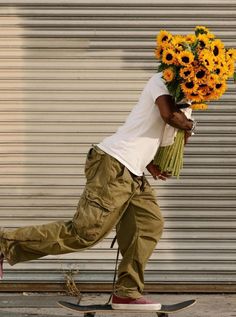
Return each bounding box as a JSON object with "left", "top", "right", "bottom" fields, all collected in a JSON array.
[{"left": 153, "top": 25, "right": 236, "bottom": 177}]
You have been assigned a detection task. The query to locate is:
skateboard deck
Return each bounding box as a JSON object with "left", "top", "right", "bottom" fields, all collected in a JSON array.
[{"left": 58, "top": 298, "right": 196, "bottom": 316}]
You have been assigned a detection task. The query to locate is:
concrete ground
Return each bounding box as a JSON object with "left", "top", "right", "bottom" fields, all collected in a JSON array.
[{"left": 0, "top": 293, "right": 235, "bottom": 317}]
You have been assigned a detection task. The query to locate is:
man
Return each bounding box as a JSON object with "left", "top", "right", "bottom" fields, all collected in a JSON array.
[{"left": 0, "top": 73, "right": 193, "bottom": 311}]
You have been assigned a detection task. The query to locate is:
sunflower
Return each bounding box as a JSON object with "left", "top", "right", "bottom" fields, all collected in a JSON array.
[
  {"left": 163, "top": 67, "right": 175, "bottom": 82},
  {"left": 195, "top": 25, "right": 215, "bottom": 40},
  {"left": 181, "top": 80, "right": 198, "bottom": 94},
  {"left": 160, "top": 41, "right": 175, "bottom": 51},
  {"left": 185, "top": 33, "right": 197, "bottom": 44},
  {"left": 211, "top": 39, "right": 224, "bottom": 58},
  {"left": 205, "top": 32, "right": 215, "bottom": 40},
  {"left": 203, "top": 87, "right": 219, "bottom": 101},
  {"left": 155, "top": 46, "right": 163, "bottom": 59},
  {"left": 172, "top": 35, "right": 185, "bottom": 47},
  {"left": 198, "top": 83, "right": 211, "bottom": 96},
  {"left": 157, "top": 30, "right": 172, "bottom": 47},
  {"left": 191, "top": 103, "right": 208, "bottom": 110},
  {"left": 178, "top": 51, "right": 195, "bottom": 66},
  {"left": 195, "top": 25, "right": 210, "bottom": 35},
  {"left": 195, "top": 66, "right": 209, "bottom": 84},
  {"left": 186, "top": 91, "right": 204, "bottom": 103},
  {"left": 226, "top": 59, "right": 235, "bottom": 77},
  {"left": 179, "top": 66, "right": 195, "bottom": 80},
  {"left": 226, "top": 48, "right": 236, "bottom": 61},
  {"left": 204, "top": 81, "right": 227, "bottom": 101},
  {"left": 162, "top": 48, "right": 176, "bottom": 65},
  {"left": 208, "top": 73, "right": 220, "bottom": 88},
  {"left": 171, "top": 36, "right": 185, "bottom": 53},
  {"left": 198, "top": 49, "right": 215, "bottom": 71},
  {"left": 214, "top": 81, "right": 227, "bottom": 97},
  {"left": 197, "top": 34, "right": 210, "bottom": 49},
  {"left": 213, "top": 63, "right": 228, "bottom": 79}
]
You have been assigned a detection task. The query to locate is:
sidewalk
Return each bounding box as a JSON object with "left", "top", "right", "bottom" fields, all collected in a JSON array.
[{"left": 0, "top": 292, "right": 235, "bottom": 317}]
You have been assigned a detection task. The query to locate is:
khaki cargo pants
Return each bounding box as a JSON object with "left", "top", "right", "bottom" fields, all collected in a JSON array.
[{"left": 0, "top": 146, "right": 164, "bottom": 298}]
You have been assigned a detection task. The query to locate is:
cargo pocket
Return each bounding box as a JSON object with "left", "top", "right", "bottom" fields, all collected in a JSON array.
[
  {"left": 85, "top": 188, "right": 115, "bottom": 212},
  {"left": 84, "top": 147, "right": 116, "bottom": 212},
  {"left": 73, "top": 190, "right": 114, "bottom": 244}
]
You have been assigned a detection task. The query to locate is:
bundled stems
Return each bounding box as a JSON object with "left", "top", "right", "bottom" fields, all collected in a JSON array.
[{"left": 153, "top": 130, "right": 185, "bottom": 178}]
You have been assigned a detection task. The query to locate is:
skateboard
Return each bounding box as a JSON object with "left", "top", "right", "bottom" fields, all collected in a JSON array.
[{"left": 58, "top": 298, "right": 196, "bottom": 317}]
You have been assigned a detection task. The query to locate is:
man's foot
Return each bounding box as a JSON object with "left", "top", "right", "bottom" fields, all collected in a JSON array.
[
  {"left": 111, "top": 294, "right": 161, "bottom": 311},
  {"left": 0, "top": 254, "right": 4, "bottom": 279}
]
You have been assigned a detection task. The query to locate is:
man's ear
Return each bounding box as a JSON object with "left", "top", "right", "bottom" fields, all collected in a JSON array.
[{"left": 155, "top": 95, "right": 177, "bottom": 123}]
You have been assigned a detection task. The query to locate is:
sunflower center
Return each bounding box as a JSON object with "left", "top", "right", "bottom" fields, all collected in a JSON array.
[
  {"left": 162, "top": 36, "right": 168, "bottom": 42},
  {"left": 182, "top": 56, "right": 190, "bottom": 63},
  {"left": 196, "top": 70, "right": 205, "bottom": 79},
  {"left": 184, "top": 70, "right": 191, "bottom": 76},
  {"left": 215, "top": 68, "right": 221, "bottom": 75},
  {"left": 205, "top": 87, "right": 213, "bottom": 96},
  {"left": 213, "top": 46, "right": 219, "bottom": 56},
  {"left": 185, "top": 81, "right": 194, "bottom": 89},
  {"left": 166, "top": 53, "right": 173, "bottom": 61},
  {"left": 216, "top": 83, "right": 222, "bottom": 89},
  {"left": 199, "top": 40, "right": 206, "bottom": 48}
]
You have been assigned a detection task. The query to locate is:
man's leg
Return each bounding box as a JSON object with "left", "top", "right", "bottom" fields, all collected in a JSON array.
[
  {"left": 115, "top": 176, "right": 164, "bottom": 299},
  {"left": 0, "top": 147, "right": 133, "bottom": 266},
  {"left": 0, "top": 219, "right": 84, "bottom": 265}
]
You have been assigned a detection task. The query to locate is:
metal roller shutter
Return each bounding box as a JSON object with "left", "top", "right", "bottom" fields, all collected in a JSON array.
[{"left": 0, "top": 0, "right": 235, "bottom": 291}]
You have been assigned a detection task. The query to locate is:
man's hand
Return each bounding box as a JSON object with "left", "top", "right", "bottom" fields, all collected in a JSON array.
[
  {"left": 184, "top": 130, "right": 192, "bottom": 145},
  {"left": 146, "top": 161, "right": 171, "bottom": 181}
]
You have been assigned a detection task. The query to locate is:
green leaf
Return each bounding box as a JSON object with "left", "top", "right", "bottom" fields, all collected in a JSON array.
[
  {"left": 182, "top": 42, "right": 191, "bottom": 51},
  {"left": 157, "top": 63, "right": 169, "bottom": 73},
  {"left": 175, "top": 85, "right": 181, "bottom": 100},
  {"left": 190, "top": 39, "right": 199, "bottom": 51},
  {"left": 167, "top": 80, "right": 178, "bottom": 97},
  {"left": 195, "top": 28, "right": 207, "bottom": 36}
]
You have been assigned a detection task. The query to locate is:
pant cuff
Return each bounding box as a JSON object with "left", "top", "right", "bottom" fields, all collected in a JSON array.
[{"left": 114, "top": 286, "right": 142, "bottom": 299}]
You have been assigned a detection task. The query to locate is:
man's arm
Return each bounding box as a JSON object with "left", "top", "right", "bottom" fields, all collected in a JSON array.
[
  {"left": 147, "top": 94, "right": 193, "bottom": 180},
  {"left": 156, "top": 95, "right": 193, "bottom": 131}
]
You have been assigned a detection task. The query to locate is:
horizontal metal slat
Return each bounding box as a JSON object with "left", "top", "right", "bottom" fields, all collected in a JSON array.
[{"left": 0, "top": 0, "right": 235, "bottom": 287}]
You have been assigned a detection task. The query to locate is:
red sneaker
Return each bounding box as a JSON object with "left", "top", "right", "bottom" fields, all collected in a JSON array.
[
  {"left": 111, "top": 294, "right": 161, "bottom": 311},
  {"left": 0, "top": 254, "right": 4, "bottom": 279}
]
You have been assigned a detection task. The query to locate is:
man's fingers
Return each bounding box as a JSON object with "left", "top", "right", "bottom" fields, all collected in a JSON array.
[
  {"left": 150, "top": 168, "right": 172, "bottom": 181},
  {"left": 158, "top": 171, "right": 172, "bottom": 181},
  {"left": 158, "top": 174, "right": 167, "bottom": 181}
]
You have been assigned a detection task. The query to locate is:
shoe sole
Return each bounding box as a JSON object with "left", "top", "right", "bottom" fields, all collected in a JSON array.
[{"left": 111, "top": 303, "right": 162, "bottom": 310}]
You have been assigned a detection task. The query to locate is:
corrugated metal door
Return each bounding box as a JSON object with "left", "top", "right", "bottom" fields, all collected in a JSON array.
[{"left": 0, "top": 0, "right": 235, "bottom": 290}]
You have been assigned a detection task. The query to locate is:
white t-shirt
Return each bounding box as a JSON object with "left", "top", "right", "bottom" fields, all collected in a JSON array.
[{"left": 97, "top": 73, "right": 170, "bottom": 176}]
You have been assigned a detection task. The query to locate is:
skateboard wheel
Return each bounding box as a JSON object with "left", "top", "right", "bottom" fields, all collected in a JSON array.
[{"left": 84, "top": 313, "right": 96, "bottom": 317}]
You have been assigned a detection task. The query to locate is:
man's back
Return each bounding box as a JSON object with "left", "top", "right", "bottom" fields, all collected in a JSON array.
[{"left": 98, "top": 73, "right": 170, "bottom": 176}]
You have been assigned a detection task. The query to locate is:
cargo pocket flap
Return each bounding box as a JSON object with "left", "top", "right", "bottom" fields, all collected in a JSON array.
[{"left": 85, "top": 189, "right": 115, "bottom": 212}]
